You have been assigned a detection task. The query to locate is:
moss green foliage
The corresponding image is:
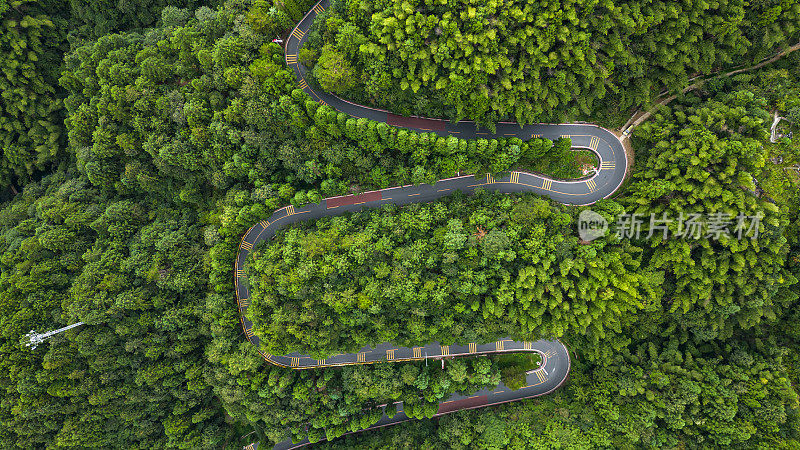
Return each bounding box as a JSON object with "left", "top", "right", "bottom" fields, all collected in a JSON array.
[
  {"left": 305, "top": 0, "right": 800, "bottom": 128},
  {"left": 718, "top": 67, "right": 800, "bottom": 207},
  {"left": 624, "top": 86, "right": 798, "bottom": 343},
  {"left": 314, "top": 44, "right": 358, "bottom": 93},
  {"left": 527, "top": 136, "right": 593, "bottom": 179}
]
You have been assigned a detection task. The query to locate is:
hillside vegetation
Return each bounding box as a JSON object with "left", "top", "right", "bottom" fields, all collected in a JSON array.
[
  {"left": 0, "top": 0, "right": 798, "bottom": 448},
  {"left": 247, "top": 191, "right": 659, "bottom": 358},
  {"left": 303, "top": 0, "right": 800, "bottom": 127}
]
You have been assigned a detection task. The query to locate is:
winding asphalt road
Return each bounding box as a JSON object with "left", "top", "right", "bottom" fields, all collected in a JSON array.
[
  {"left": 284, "top": 0, "right": 627, "bottom": 204},
  {"left": 236, "top": 185, "right": 573, "bottom": 450},
  {"left": 240, "top": 1, "right": 628, "bottom": 448}
]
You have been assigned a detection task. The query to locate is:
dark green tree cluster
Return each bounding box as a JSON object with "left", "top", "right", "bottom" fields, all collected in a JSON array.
[
  {"left": 622, "top": 87, "right": 798, "bottom": 345},
  {"left": 318, "top": 336, "right": 800, "bottom": 449},
  {"left": 69, "top": 0, "right": 223, "bottom": 38},
  {"left": 0, "top": 0, "right": 67, "bottom": 190},
  {"left": 303, "top": 0, "right": 800, "bottom": 128},
  {"left": 0, "top": 169, "right": 237, "bottom": 448},
  {"left": 0, "top": 0, "right": 228, "bottom": 194},
  {"left": 245, "top": 190, "right": 661, "bottom": 358}
]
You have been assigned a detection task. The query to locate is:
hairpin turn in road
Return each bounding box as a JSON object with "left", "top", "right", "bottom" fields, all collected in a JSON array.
[{"left": 240, "top": 0, "right": 629, "bottom": 447}]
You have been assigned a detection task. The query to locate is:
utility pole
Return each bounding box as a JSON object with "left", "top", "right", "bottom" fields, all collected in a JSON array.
[{"left": 24, "top": 322, "right": 84, "bottom": 350}]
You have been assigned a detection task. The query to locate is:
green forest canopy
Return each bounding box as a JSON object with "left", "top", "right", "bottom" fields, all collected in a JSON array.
[
  {"left": 0, "top": 0, "right": 798, "bottom": 448},
  {"left": 301, "top": 0, "right": 800, "bottom": 127},
  {"left": 246, "top": 190, "right": 660, "bottom": 359}
]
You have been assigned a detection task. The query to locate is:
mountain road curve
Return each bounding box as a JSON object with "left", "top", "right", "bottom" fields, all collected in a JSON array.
[{"left": 240, "top": 0, "right": 628, "bottom": 447}]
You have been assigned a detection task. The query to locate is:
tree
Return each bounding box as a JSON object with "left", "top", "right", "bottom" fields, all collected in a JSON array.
[
  {"left": 623, "top": 90, "right": 798, "bottom": 342},
  {"left": 68, "top": 0, "right": 212, "bottom": 38},
  {"left": 0, "top": 0, "right": 67, "bottom": 190},
  {"left": 300, "top": 0, "right": 797, "bottom": 127},
  {"left": 313, "top": 44, "right": 358, "bottom": 95}
]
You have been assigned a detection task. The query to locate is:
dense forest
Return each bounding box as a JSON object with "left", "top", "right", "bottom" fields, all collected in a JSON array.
[
  {"left": 301, "top": 0, "right": 800, "bottom": 127},
  {"left": 319, "top": 335, "right": 800, "bottom": 448},
  {"left": 0, "top": 0, "right": 799, "bottom": 448},
  {"left": 246, "top": 190, "right": 660, "bottom": 358},
  {"left": 255, "top": 60, "right": 800, "bottom": 448},
  {"left": 241, "top": 72, "right": 800, "bottom": 446}
]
